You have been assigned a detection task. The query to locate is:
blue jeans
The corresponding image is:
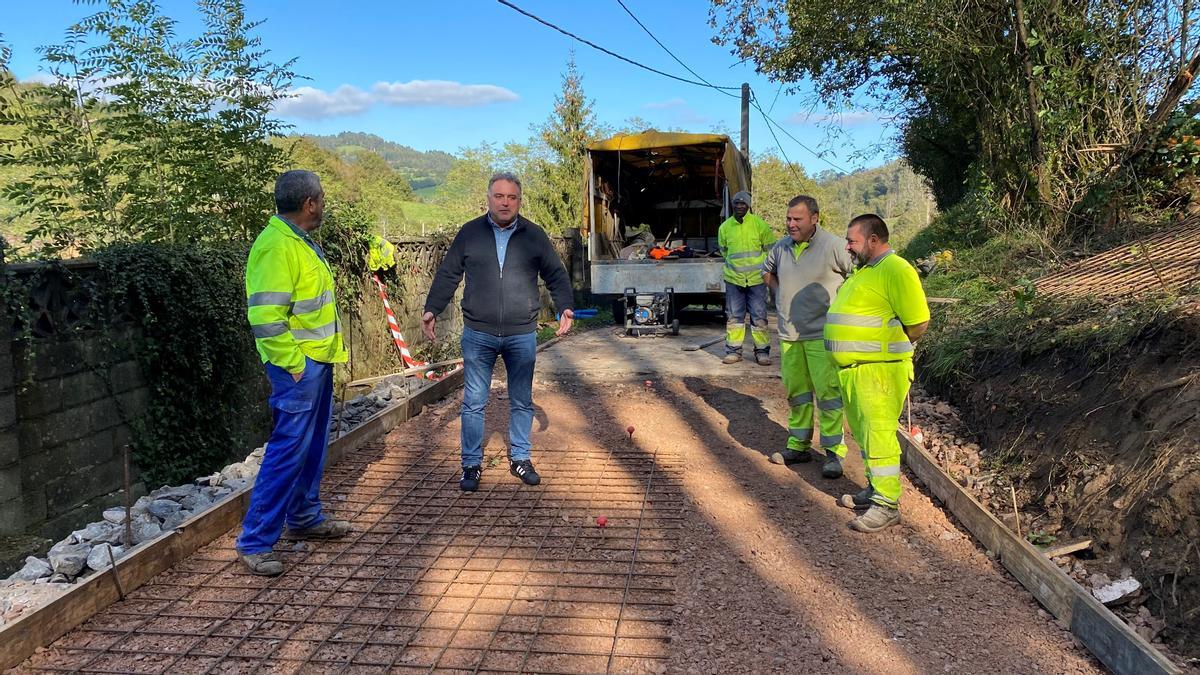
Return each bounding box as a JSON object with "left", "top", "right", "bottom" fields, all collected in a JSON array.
[
  {"left": 237, "top": 357, "right": 333, "bottom": 555},
  {"left": 725, "top": 281, "right": 770, "bottom": 355},
  {"left": 460, "top": 325, "right": 536, "bottom": 468}
]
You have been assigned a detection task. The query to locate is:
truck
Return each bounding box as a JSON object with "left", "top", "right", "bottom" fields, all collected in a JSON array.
[{"left": 583, "top": 131, "right": 752, "bottom": 335}]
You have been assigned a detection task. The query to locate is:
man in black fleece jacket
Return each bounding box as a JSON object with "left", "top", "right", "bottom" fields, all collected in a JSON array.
[{"left": 422, "top": 172, "right": 574, "bottom": 491}]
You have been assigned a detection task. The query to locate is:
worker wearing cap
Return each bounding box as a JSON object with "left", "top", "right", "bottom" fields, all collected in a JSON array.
[
  {"left": 826, "top": 214, "right": 929, "bottom": 533},
  {"left": 717, "top": 190, "right": 775, "bottom": 365},
  {"left": 762, "top": 195, "right": 854, "bottom": 478}
]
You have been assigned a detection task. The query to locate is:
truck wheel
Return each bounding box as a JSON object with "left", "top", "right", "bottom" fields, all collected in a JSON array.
[
  {"left": 611, "top": 297, "right": 625, "bottom": 326},
  {"left": 671, "top": 319, "right": 680, "bottom": 336}
]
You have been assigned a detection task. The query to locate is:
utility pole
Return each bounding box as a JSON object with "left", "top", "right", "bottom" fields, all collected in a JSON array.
[{"left": 740, "top": 83, "right": 750, "bottom": 160}]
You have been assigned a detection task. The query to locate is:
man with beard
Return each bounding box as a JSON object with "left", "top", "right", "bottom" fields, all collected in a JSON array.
[{"left": 825, "top": 214, "right": 929, "bottom": 532}]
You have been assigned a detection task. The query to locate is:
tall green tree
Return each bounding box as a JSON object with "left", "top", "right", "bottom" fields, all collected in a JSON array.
[
  {"left": 0, "top": 0, "right": 293, "bottom": 254},
  {"left": 523, "top": 54, "right": 600, "bottom": 233},
  {"left": 748, "top": 151, "right": 823, "bottom": 235},
  {"left": 433, "top": 144, "right": 498, "bottom": 224}
]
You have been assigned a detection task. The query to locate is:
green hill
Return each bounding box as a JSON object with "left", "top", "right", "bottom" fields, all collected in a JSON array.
[
  {"left": 301, "top": 132, "right": 455, "bottom": 191},
  {"left": 816, "top": 160, "right": 934, "bottom": 248}
]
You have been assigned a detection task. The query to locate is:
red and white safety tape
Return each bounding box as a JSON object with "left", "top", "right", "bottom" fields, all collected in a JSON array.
[{"left": 371, "top": 274, "right": 458, "bottom": 380}]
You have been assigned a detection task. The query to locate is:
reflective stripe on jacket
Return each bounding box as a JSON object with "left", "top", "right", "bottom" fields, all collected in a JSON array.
[
  {"left": 246, "top": 216, "right": 347, "bottom": 373},
  {"left": 823, "top": 251, "right": 928, "bottom": 367},
  {"left": 717, "top": 213, "right": 774, "bottom": 286}
]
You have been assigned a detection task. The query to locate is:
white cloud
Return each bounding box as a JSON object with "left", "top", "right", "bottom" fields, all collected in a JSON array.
[
  {"left": 787, "top": 110, "right": 879, "bottom": 126},
  {"left": 643, "top": 97, "right": 687, "bottom": 110},
  {"left": 274, "top": 79, "right": 518, "bottom": 120},
  {"left": 371, "top": 80, "right": 517, "bottom": 107}
]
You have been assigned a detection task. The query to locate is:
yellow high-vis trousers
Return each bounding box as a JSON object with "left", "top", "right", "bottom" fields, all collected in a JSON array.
[
  {"left": 780, "top": 339, "right": 847, "bottom": 457},
  {"left": 838, "top": 360, "right": 913, "bottom": 507}
]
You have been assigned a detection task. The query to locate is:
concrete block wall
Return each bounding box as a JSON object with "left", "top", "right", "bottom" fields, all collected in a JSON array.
[
  {"left": 7, "top": 328, "right": 150, "bottom": 541},
  {"left": 0, "top": 332, "right": 20, "bottom": 535},
  {"left": 0, "top": 259, "right": 270, "bottom": 543}
]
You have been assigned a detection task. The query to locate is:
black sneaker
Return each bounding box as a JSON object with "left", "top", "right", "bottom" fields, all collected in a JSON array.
[
  {"left": 509, "top": 459, "right": 541, "bottom": 486},
  {"left": 460, "top": 466, "right": 482, "bottom": 492}
]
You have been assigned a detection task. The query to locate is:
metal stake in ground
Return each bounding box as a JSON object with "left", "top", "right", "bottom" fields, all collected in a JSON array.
[
  {"left": 105, "top": 545, "right": 125, "bottom": 600},
  {"left": 123, "top": 444, "right": 133, "bottom": 549}
]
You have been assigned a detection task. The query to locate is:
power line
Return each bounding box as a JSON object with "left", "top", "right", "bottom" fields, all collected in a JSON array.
[
  {"left": 767, "top": 81, "right": 784, "bottom": 115},
  {"left": 497, "top": 0, "right": 849, "bottom": 173},
  {"left": 750, "top": 87, "right": 850, "bottom": 174},
  {"left": 614, "top": 0, "right": 738, "bottom": 98},
  {"left": 749, "top": 89, "right": 804, "bottom": 181},
  {"left": 495, "top": 0, "right": 742, "bottom": 91},
  {"left": 609, "top": 1, "right": 845, "bottom": 172}
]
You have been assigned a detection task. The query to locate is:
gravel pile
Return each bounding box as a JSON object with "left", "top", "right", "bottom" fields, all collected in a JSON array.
[{"left": 329, "top": 377, "right": 418, "bottom": 437}]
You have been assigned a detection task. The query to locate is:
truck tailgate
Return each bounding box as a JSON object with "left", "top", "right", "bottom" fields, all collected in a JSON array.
[{"left": 590, "top": 259, "right": 724, "bottom": 294}]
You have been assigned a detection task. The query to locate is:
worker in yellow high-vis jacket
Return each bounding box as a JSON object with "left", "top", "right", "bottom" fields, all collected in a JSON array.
[
  {"left": 718, "top": 191, "right": 776, "bottom": 366},
  {"left": 825, "top": 213, "right": 929, "bottom": 533},
  {"left": 763, "top": 195, "right": 854, "bottom": 478},
  {"left": 239, "top": 170, "right": 351, "bottom": 576}
]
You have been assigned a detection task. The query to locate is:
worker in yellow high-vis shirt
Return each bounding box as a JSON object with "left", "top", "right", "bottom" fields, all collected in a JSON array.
[
  {"left": 825, "top": 213, "right": 929, "bottom": 533},
  {"left": 718, "top": 191, "right": 776, "bottom": 366}
]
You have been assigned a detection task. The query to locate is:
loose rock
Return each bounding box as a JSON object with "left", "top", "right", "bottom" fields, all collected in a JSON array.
[
  {"left": 9, "top": 557, "right": 52, "bottom": 581},
  {"left": 47, "top": 542, "right": 91, "bottom": 577},
  {"left": 86, "top": 544, "right": 124, "bottom": 572}
]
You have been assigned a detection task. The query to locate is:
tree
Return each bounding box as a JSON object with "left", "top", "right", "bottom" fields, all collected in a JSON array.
[
  {"left": 0, "top": 0, "right": 293, "bottom": 254},
  {"left": 711, "top": 0, "right": 1200, "bottom": 235},
  {"left": 748, "top": 151, "right": 823, "bottom": 235},
  {"left": 433, "top": 144, "right": 497, "bottom": 224},
  {"left": 523, "top": 54, "right": 600, "bottom": 233}
]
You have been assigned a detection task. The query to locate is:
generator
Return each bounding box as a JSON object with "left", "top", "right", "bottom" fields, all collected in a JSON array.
[{"left": 617, "top": 286, "right": 679, "bottom": 336}]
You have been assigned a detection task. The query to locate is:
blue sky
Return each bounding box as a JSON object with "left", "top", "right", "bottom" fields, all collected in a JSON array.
[{"left": 2, "top": 0, "right": 895, "bottom": 174}]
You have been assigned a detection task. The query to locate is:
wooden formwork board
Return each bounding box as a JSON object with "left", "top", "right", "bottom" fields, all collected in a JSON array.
[
  {"left": 0, "top": 368, "right": 464, "bottom": 672},
  {"left": 899, "top": 431, "right": 1180, "bottom": 675}
]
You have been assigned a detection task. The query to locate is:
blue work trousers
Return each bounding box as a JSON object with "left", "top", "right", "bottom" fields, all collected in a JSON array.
[
  {"left": 460, "top": 325, "right": 536, "bottom": 468},
  {"left": 237, "top": 357, "right": 333, "bottom": 555}
]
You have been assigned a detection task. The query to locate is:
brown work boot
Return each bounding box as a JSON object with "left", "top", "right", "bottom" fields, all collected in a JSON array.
[
  {"left": 722, "top": 353, "right": 743, "bottom": 364},
  {"left": 755, "top": 352, "right": 772, "bottom": 366},
  {"left": 849, "top": 505, "right": 901, "bottom": 532},
  {"left": 283, "top": 519, "right": 351, "bottom": 540},
  {"left": 240, "top": 551, "right": 284, "bottom": 576}
]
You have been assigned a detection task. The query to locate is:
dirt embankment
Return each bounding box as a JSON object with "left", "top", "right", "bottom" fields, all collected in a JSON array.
[{"left": 921, "top": 310, "right": 1200, "bottom": 661}]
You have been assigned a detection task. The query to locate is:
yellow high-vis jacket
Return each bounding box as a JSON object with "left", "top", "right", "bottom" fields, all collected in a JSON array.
[
  {"left": 718, "top": 213, "right": 774, "bottom": 286},
  {"left": 245, "top": 216, "right": 347, "bottom": 373}
]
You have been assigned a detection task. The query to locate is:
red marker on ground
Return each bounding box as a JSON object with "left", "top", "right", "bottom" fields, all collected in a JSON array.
[
  {"left": 596, "top": 516, "right": 608, "bottom": 528},
  {"left": 626, "top": 425, "right": 635, "bottom": 440},
  {"left": 910, "top": 425, "right": 925, "bottom": 446}
]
